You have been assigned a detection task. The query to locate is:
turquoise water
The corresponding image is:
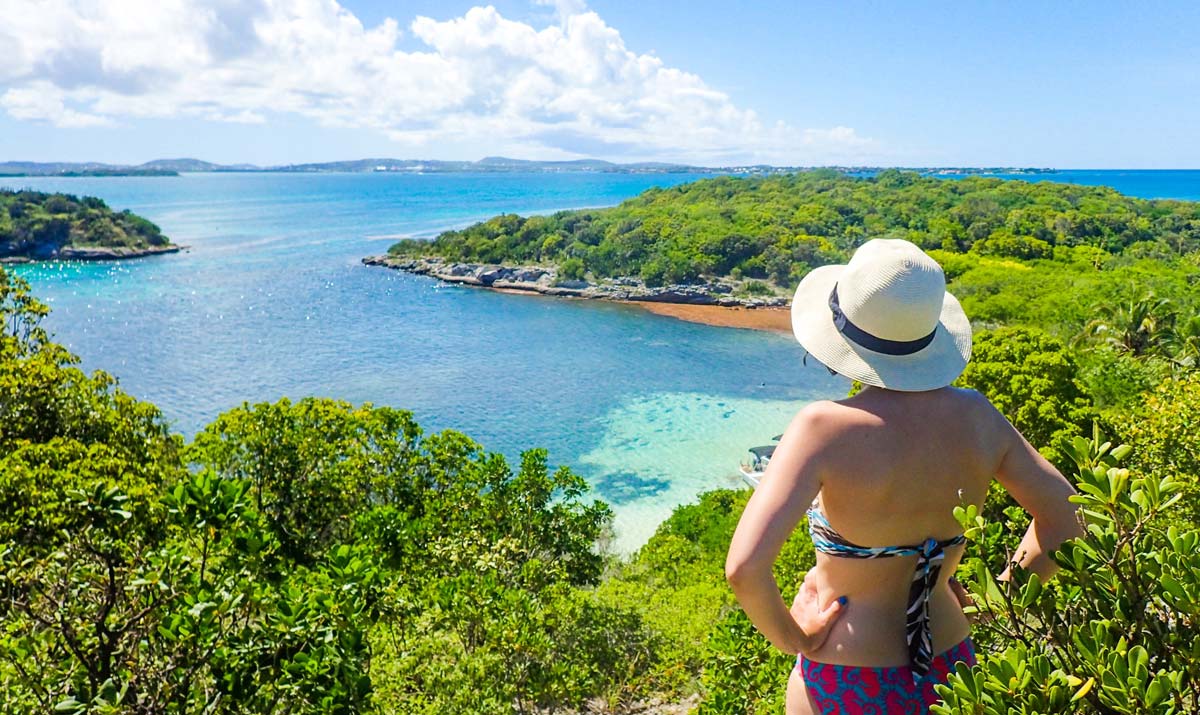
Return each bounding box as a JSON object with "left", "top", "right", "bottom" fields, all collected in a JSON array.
[
  {"left": 1, "top": 171, "right": 842, "bottom": 551},
  {"left": 5, "top": 169, "right": 1198, "bottom": 550}
]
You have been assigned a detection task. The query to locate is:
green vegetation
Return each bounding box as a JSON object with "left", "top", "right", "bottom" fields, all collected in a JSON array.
[
  {"left": 934, "top": 430, "right": 1200, "bottom": 714},
  {"left": 383, "top": 171, "right": 1200, "bottom": 712},
  {"left": 0, "top": 270, "right": 642, "bottom": 713},
  {"left": 955, "top": 327, "right": 1096, "bottom": 470},
  {"left": 594, "top": 489, "right": 816, "bottom": 710},
  {"left": 7, "top": 171, "right": 1200, "bottom": 712},
  {"left": 389, "top": 170, "right": 1200, "bottom": 287},
  {"left": 0, "top": 190, "right": 171, "bottom": 259}
]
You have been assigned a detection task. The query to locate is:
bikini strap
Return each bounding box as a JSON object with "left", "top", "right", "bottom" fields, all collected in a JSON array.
[
  {"left": 906, "top": 535, "right": 964, "bottom": 682},
  {"left": 805, "top": 504, "right": 966, "bottom": 682}
]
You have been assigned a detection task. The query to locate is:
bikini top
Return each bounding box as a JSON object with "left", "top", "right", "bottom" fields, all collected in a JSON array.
[{"left": 806, "top": 502, "right": 965, "bottom": 682}]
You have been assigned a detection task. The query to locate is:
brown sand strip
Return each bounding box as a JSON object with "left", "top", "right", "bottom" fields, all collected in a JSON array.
[
  {"left": 634, "top": 302, "right": 792, "bottom": 334},
  {"left": 479, "top": 284, "right": 792, "bottom": 334}
]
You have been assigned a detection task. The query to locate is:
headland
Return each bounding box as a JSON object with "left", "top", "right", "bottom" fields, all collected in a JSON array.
[
  {"left": 0, "top": 189, "right": 181, "bottom": 262},
  {"left": 362, "top": 254, "right": 791, "bottom": 332}
]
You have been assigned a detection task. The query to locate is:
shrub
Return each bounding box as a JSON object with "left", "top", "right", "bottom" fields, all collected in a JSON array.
[
  {"left": 559, "top": 256, "right": 586, "bottom": 281},
  {"left": 0, "top": 270, "right": 638, "bottom": 713},
  {"left": 934, "top": 428, "right": 1200, "bottom": 714},
  {"left": 739, "top": 280, "right": 775, "bottom": 297},
  {"left": 955, "top": 327, "right": 1096, "bottom": 469},
  {"left": 1119, "top": 372, "right": 1200, "bottom": 528}
]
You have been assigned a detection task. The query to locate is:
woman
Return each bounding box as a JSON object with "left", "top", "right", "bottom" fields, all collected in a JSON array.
[{"left": 725, "top": 239, "right": 1081, "bottom": 715}]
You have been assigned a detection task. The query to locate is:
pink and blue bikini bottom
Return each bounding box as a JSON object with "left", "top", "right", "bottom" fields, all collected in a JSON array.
[{"left": 797, "top": 638, "right": 976, "bottom": 715}]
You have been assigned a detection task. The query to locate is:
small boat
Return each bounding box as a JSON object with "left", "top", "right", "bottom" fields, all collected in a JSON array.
[{"left": 738, "top": 441, "right": 779, "bottom": 488}]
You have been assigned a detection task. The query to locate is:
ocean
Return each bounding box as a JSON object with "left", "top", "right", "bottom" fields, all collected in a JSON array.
[{"left": 3, "top": 168, "right": 1198, "bottom": 550}]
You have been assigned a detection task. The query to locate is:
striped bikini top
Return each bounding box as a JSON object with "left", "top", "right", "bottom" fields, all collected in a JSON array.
[{"left": 806, "top": 502, "right": 965, "bottom": 682}]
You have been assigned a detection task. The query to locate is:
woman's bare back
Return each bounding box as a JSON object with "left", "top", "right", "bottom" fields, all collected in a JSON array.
[
  {"left": 726, "top": 378, "right": 1078, "bottom": 665},
  {"left": 791, "top": 386, "right": 1005, "bottom": 666}
]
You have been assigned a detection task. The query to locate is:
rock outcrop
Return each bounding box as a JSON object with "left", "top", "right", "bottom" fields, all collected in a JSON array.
[
  {"left": 1, "top": 245, "right": 185, "bottom": 262},
  {"left": 56, "top": 245, "right": 185, "bottom": 260},
  {"left": 361, "top": 255, "right": 789, "bottom": 309}
]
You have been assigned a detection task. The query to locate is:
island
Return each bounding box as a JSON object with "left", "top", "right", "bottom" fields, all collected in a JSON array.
[
  {"left": 365, "top": 169, "right": 1200, "bottom": 329},
  {"left": 0, "top": 190, "right": 181, "bottom": 263}
]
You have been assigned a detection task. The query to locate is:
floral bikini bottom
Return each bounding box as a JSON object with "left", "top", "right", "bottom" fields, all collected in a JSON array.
[{"left": 797, "top": 638, "right": 976, "bottom": 715}]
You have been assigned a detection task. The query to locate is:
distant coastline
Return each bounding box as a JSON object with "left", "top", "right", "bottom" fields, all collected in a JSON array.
[
  {"left": 0, "top": 156, "right": 1059, "bottom": 178},
  {"left": 363, "top": 168, "right": 1200, "bottom": 333},
  {"left": 0, "top": 169, "right": 178, "bottom": 178}
]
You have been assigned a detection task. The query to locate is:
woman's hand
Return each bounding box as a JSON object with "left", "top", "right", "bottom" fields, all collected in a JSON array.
[
  {"left": 789, "top": 571, "right": 846, "bottom": 655},
  {"left": 949, "top": 575, "right": 993, "bottom": 625},
  {"left": 949, "top": 576, "right": 971, "bottom": 609}
]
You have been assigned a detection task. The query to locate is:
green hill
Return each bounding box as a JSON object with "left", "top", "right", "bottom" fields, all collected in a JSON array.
[
  {"left": 0, "top": 190, "right": 177, "bottom": 261},
  {"left": 388, "top": 169, "right": 1200, "bottom": 287}
]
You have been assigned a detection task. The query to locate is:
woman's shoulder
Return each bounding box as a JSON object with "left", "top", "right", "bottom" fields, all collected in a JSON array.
[
  {"left": 792, "top": 398, "right": 858, "bottom": 424},
  {"left": 785, "top": 398, "right": 879, "bottom": 441},
  {"left": 941, "top": 386, "right": 1008, "bottom": 422},
  {"left": 791, "top": 387, "right": 1005, "bottom": 431},
  {"left": 823, "top": 386, "right": 1007, "bottom": 430}
]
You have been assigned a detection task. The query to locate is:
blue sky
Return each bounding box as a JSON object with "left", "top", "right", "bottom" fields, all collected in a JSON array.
[{"left": 2, "top": 0, "right": 1198, "bottom": 167}]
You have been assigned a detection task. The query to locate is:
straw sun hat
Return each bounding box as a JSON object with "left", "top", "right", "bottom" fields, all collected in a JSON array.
[{"left": 791, "top": 238, "right": 972, "bottom": 392}]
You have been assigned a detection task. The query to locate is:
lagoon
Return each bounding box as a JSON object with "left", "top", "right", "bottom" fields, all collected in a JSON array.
[
  {"left": 2, "top": 171, "right": 844, "bottom": 551},
  {"left": 4, "top": 168, "right": 1198, "bottom": 550}
]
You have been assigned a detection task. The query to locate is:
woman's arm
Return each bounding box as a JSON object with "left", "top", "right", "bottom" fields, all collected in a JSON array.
[
  {"left": 725, "top": 403, "right": 845, "bottom": 654},
  {"left": 990, "top": 413, "right": 1083, "bottom": 580}
]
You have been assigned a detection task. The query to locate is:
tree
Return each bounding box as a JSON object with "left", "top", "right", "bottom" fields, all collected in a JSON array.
[
  {"left": 1077, "top": 292, "right": 1178, "bottom": 358},
  {"left": 1119, "top": 372, "right": 1200, "bottom": 528},
  {"left": 187, "top": 397, "right": 424, "bottom": 564},
  {"left": 2, "top": 269, "right": 638, "bottom": 713},
  {"left": 955, "top": 327, "right": 1096, "bottom": 469},
  {"left": 1162, "top": 313, "right": 1200, "bottom": 369},
  {"left": 1, "top": 272, "right": 376, "bottom": 713}
]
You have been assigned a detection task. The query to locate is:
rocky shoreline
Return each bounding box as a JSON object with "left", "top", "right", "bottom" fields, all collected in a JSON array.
[
  {"left": 0, "top": 244, "right": 185, "bottom": 264},
  {"left": 362, "top": 255, "right": 789, "bottom": 309}
]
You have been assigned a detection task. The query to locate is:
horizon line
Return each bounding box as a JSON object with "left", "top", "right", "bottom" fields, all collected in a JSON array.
[{"left": 5, "top": 157, "right": 1200, "bottom": 172}]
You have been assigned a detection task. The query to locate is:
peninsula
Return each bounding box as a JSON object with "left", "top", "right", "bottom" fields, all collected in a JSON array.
[
  {"left": 0, "top": 190, "right": 181, "bottom": 262},
  {"left": 361, "top": 254, "right": 792, "bottom": 331},
  {"left": 366, "top": 169, "right": 1200, "bottom": 330}
]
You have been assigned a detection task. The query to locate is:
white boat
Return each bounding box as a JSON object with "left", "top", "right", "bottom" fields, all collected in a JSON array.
[{"left": 738, "top": 434, "right": 782, "bottom": 488}]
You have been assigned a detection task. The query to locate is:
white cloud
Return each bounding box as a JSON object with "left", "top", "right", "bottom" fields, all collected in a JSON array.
[
  {"left": 0, "top": 83, "right": 113, "bottom": 128},
  {"left": 0, "top": 0, "right": 876, "bottom": 164}
]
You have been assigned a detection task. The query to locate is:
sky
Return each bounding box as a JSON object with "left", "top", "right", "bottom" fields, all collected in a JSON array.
[{"left": 1, "top": 0, "right": 1198, "bottom": 168}]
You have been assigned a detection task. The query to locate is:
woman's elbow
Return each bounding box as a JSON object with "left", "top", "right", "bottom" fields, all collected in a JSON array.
[
  {"left": 1037, "top": 503, "right": 1084, "bottom": 545},
  {"left": 725, "top": 552, "right": 770, "bottom": 589},
  {"left": 725, "top": 557, "right": 746, "bottom": 586},
  {"left": 1056, "top": 487, "right": 1084, "bottom": 537},
  {"left": 1060, "top": 507, "right": 1085, "bottom": 541}
]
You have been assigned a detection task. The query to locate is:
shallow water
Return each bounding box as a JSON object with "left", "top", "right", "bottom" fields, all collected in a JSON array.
[
  {"left": 7, "top": 168, "right": 1197, "bottom": 550},
  {"left": 2, "top": 171, "right": 843, "bottom": 551}
]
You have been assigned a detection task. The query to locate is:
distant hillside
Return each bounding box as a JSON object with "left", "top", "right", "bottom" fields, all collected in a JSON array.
[
  {"left": 0, "top": 190, "right": 178, "bottom": 261},
  {"left": 0, "top": 156, "right": 1058, "bottom": 177},
  {"left": 0, "top": 162, "right": 177, "bottom": 177},
  {"left": 263, "top": 156, "right": 713, "bottom": 173},
  {"left": 0, "top": 156, "right": 713, "bottom": 176}
]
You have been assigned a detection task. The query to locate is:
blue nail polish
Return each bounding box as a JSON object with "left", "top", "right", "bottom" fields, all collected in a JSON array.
[{"left": 837, "top": 596, "right": 848, "bottom": 606}]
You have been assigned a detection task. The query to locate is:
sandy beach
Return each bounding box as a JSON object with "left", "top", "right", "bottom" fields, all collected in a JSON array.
[
  {"left": 634, "top": 302, "right": 792, "bottom": 333},
  {"left": 491, "top": 285, "right": 792, "bottom": 334}
]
